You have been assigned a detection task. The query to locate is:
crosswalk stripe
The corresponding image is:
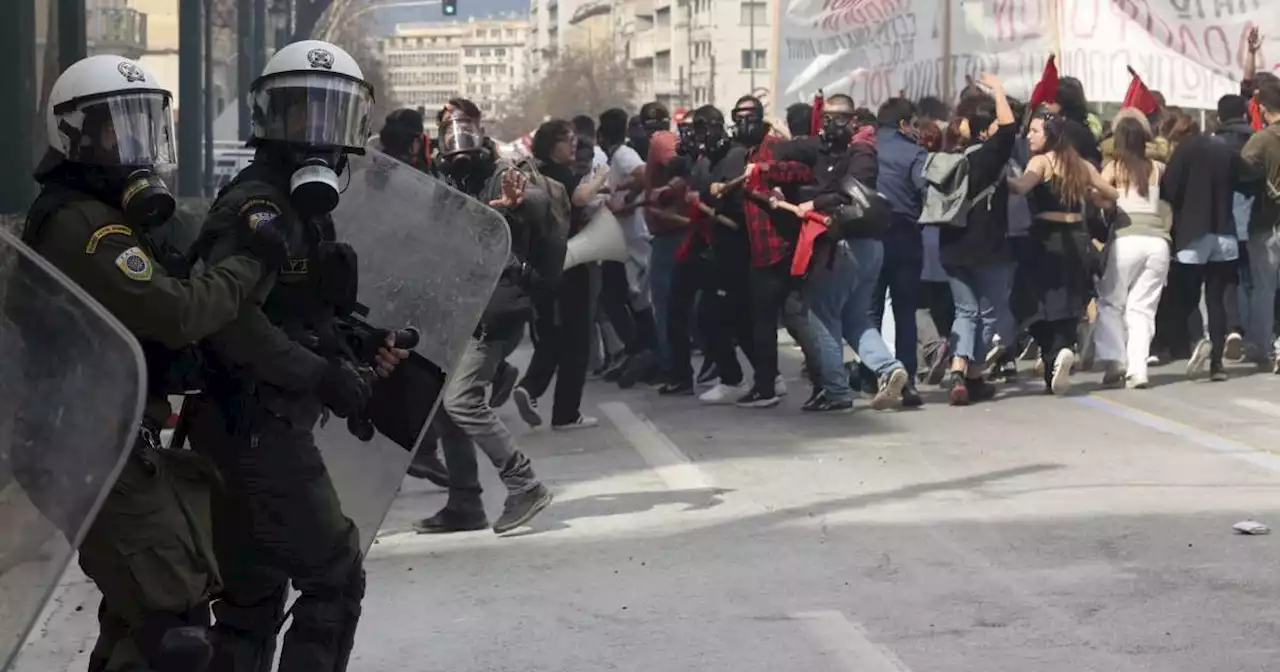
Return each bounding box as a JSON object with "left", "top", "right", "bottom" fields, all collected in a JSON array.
[
  {"left": 598, "top": 401, "right": 712, "bottom": 491},
  {"left": 792, "top": 611, "right": 913, "bottom": 671}
]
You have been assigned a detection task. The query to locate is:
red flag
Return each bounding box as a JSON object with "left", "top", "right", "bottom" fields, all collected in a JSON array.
[
  {"left": 1028, "top": 55, "right": 1058, "bottom": 111},
  {"left": 1250, "top": 95, "right": 1264, "bottom": 131},
  {"left": 809, "top": 90, "right": 824, "bottom": 137},
  {"left": 790, "top": 214, "right": 830, "bottom": 277},
  {"left": 1122, "top": 66, "right": 1159, "bottom": 115}
]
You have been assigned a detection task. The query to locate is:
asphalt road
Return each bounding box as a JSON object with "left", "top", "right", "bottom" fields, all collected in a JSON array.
[{"left": 14, "top": 345, "right": 1280, "bottom": 672}]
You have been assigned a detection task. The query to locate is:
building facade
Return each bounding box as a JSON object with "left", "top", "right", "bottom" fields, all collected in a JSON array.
[
  {"left": 550, "top": 0, "right": 773, "bottom": 113},
  {"left": 381, "top": 17, "right": 529, "bottom": 130}
]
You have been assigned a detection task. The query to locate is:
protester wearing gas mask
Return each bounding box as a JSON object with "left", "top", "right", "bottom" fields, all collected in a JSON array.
[
  {"left": 722, "top": 94, "right": 819, "bottom": 408},
  {"left": 414, "top": 97, "right": 559, "bottom": 535},
  {"left": 21, "top": 54, "right": 280, "bottom": 672},
  {"left": 183, "top": 40, "right": 410, "bottom": 672},
  {"left": 677, "top": 105, "right": 761, "bottom": 405},
  {"left": 788, "top": 94, "right": 906, "bottom": 413}
]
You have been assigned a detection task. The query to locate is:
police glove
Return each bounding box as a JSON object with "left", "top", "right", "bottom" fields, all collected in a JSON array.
[
  {"left": 243, "top": 218, "right": 289, "bottom": 271},
  {"left": 317, "top": 360, "right": 372, "bottom": 418}
]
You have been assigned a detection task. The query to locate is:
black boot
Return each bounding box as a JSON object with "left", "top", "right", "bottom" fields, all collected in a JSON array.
[{"left": 413, "top": 491, "right": 489, "bottom": 533}]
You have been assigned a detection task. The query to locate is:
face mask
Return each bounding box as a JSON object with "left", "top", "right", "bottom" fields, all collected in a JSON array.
[
  {"left": 733, "top": 113, "right": 765, "bottom": 145},
  {"left": 117, "top": 168, "right": 176, "bottom": 229},
  {"left": 290, "top": 154, "right": 341, "bottom": 215},
  {"left": 821, "top": 115, "right": 854, "bottom": 152}
]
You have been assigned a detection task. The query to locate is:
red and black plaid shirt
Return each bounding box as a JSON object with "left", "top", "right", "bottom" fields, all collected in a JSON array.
[{"left": 745, "top": 134, "right": 813, "bottom": 268}]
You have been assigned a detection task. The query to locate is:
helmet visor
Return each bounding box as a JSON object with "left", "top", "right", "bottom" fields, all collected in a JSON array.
[
  {"left": 55, "top": 92, "right": 176, "bottom": 167},
  {"left": 438, "top": 118, "right": 483, "bottom": 155},
  {"left": 251, "top": 73, "right": 374, "bottom": 150}
]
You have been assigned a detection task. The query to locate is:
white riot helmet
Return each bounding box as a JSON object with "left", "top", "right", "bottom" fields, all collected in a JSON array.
[
  {"left": 44, "top": 55, "right": 177, "bottom": 226},
  {"left": 250, "top": 40, "right": 374, "bottom": 212},
  {"left": 249, "top": 40, "right": 374, "bottom": 153},
  {"left": 46, "top": 55, "right": 176, "bottom": 168}
]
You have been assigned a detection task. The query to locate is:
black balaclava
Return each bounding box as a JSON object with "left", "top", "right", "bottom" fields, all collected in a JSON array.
[{"left": 627, "top": 115, "right": 650, "bottom": 161}]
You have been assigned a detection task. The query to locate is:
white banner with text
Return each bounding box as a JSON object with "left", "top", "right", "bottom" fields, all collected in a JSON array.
[{"left": 770, "top": 0, "right": 1277, "bottom": 116}]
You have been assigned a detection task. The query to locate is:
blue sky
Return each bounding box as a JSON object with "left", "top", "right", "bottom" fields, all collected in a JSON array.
[{"left": 369, "top": 0, "right": 530, "bottom": 33}]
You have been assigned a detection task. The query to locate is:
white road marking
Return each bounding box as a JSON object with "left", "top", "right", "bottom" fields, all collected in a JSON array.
[
  {"left": 598, "top": 401, "right": 712, "bottom": 490},
  {"left": 1233, "top": 397, "right": 1280, "bottom": 418},
  {"left": 1075, "top": 396, "right": 1280, "bottom": 474},
  {"left": 791, "top": 611, "right": 913, "bottom": 671}
]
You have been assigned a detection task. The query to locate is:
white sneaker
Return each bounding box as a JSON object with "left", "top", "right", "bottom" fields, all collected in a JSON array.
[
  {"left": 552, "top": 415, "right": 599, "bottom": 431},
  {"left": 1126, "top": 374, "right": 1150, "bottom": 389},
  {"left": 775, "top": 374, "right": 788, "bottom": 397},
  {"left": 1051, "top": 349, "right": 1075, "bottom": 396},
  {"left": 700, "top": 382, "right": 748, "bottom": 405},
  {"left": 1186, "top": 338, "right": 1211, "bottom": 377},
  {"left": 1225, "top": 332, "right": 1244, "bottom": 361}
]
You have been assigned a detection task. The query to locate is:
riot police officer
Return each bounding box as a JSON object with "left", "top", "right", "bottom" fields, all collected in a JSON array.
[
  {"left": 21, "top": 55, "right": 284, "bottom": 672},
  {"left": 181, "top": 40, "right": 406, "bottom": 672}
]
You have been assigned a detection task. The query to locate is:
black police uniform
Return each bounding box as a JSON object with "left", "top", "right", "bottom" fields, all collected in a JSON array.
[{"left": 183, "top": 160, "right": 367, "bottom": 672}]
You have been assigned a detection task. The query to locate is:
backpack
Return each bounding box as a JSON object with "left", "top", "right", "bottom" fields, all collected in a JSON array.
[
  {"left": 512, "top": 157, "right": 571, "bottom": 243},
  {"left": 919, "top": 144, "right": 1000, "bottom": 228}
]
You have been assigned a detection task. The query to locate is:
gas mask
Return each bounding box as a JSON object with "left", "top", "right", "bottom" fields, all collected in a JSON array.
[
  {"left": 676, "top": 121, "right": 698, "bottom": 159},
  {"left": 695, "top": 121, "right": 730, "bottom": 161},
  {"left": 117, "top": 168, "right": 176, "bottom": 229},
  {"left": 731, "top": 101, "right": 766, "bottom": 146},
  {"left": 820, "top": 111, "right": 856, "bottom": 152},
  {"left": 288, "top": 149, "right": 343, "bottom": 215},
  {"left": 437, "top": 118, "right": 491, "bottom": 179}
]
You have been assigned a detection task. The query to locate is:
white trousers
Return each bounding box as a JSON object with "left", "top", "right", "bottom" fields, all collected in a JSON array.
[{"left": 1095, "top": 235, "right": 1172, "bottom": 379}]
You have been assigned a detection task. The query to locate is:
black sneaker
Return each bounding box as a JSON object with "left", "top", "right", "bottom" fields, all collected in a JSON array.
[
  {"left": 602, "top": 355, "right": 629, "bottom": 382},
  {"left": 696, "top": 360, "right": 719, "bottom": 385},
  {"left": 512, "top": 387, "right": 543, "bottom": 427},
  {"left": 659, "top": 380, "right": 695, "bottom": 396},
  {"left": 801, "top": 390, "right": 853, "bottom": 413},
  {"left": 1209, "top": 364, "right": 1228, "bottom": 382},
  {"left": 735, "top": 389, "right": 781, "bottom": 408},
  {"left": 948, "top": 372, "right": 970, "bottom": 406},
  {"left": 490, "top": 363, "right": 519, "bottom": 408},
  {"left": 925, "top": 342, "right": 951, "bottom": 386},
  {"left": 902, "top": 385, "right": 924, "bottom": 408},
  {"left": 967, "top": 376, "right": 996, "bottom": 402},
  {"left": 618, "top": 350, "right": 658, "bottom": 389},
  {"left": 493, "top": 484, "right": 554, "bottom": 534},
  {"left": 413, "top": 507, "right": 490, "bottom": 534},
  {"left": 993, "top": 360, "right": 1018, "bottom": 382}
]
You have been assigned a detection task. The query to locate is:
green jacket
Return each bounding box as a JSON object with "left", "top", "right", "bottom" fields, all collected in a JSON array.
[
  {"left": 1100, "top": 135, "right": 1171, "bottom": 163},
  {"left": 25, "top": 189, "right": 263, "bottom": 423},
  {"left": 1242, "top": 124, "right": 1280, "bottom": 235}
]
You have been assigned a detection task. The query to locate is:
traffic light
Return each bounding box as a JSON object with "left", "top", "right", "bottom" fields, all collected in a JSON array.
[{"left": 442, "top": 0, "right": 457, "bottom": 16}]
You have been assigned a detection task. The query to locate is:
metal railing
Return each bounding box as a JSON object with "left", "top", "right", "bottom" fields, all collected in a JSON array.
[{"left": 86, "top": 7, "right": 147, "bottom": 57}]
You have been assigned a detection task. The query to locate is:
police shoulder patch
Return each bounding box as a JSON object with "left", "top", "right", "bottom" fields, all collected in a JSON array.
[
  {"left": 239, "top": 198, "right": 282, "bottom": 231},
  {"left": 85, "top": 224, "right": 134, "bottom": 254},
  {"left": 114, "top": 246, "right": 153, "bottom": 282}
]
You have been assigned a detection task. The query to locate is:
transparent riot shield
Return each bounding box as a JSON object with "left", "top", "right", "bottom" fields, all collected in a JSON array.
[
  {"left": 321, "top": 149, "right": 511, "bottom": 551},
  {"left": 0, "top": 229, "right": 145, "bottom": 671}
]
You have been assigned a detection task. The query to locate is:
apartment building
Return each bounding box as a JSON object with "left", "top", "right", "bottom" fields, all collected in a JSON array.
[
  {"left": 33, "top": 0, "right": 150, "bottom": 93},
  {"left": 630, "top": 0, "right": 770, "bottom": 111},
  {"left": 552, "top": 0, "right": 773, "bottom": 112},
  {"left": 381, "top": 18, "right": 530, "bottom": 129}
]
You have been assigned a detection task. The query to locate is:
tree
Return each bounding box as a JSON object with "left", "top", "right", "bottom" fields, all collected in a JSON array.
[
  {"left": 490, "top": 45, "right": 637, "bottom": 140},
  {"left": 328, "top": 14, "right": 398, "bottom": 130}
]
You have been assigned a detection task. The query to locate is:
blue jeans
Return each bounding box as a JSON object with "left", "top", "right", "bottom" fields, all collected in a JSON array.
[
  {"left": 873, "top": 221, "right": 923, "bottom": 378},
  {"left": 648, "top": 232, "right": 682, "bottom": 361},
  {"left": 806, "top": 238, "right": 903, "bottom": 402},
  {"left": 945, "top": 262, "right": 1015, "bottom": 365}
]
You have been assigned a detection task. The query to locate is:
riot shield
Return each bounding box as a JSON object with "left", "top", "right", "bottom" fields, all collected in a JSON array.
[
  {"left": 321, "top": 149, "right": 511, "bottom": 551},
  {"left": 0, "top": 229, "right": 145, "bottom": 671}
]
